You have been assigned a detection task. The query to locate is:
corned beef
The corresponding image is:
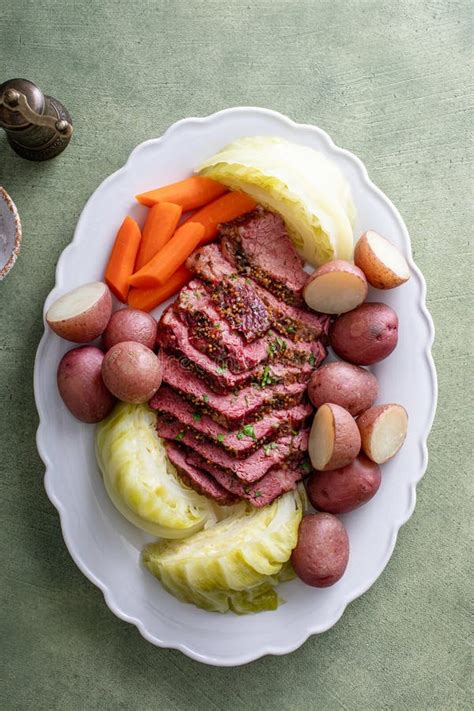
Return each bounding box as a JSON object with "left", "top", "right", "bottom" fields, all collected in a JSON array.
[
  {"left": 220, "top": 207, "right": 307, "bottom": 306},
  {"left": 156, "top": 415, "right": 308, "bottom": 482},
  {"left": 152, "top": 386, "right": 312, "bottom": 458},
  {"left": 166, "top": 442, "right": 238, "bottom": 506},
  {"left": 154, "top": 351, "right": 307, "bottom": 427}
]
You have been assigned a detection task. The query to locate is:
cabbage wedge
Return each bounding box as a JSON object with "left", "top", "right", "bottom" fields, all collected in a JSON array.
[
  {"left": 197, "top": 136, "right": 356, "bottom": 266},
  {"left": 96, "top": 403, "right": 219, "bottom": 538},
  {"left": 143, "top": 488, "right": 304, "bottom": 613}
]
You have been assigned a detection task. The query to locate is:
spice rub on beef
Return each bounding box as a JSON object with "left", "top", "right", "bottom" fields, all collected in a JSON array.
[
  {"left": 220, "top": 207, "right": 308, "bottom": 306},
  {"left": 152, "top": 352, "right": 308, "bottom": 428},
  {"left": 151, "top": 205, "right": 329, "bottom": 506},
  {"left": 152, "top": 386, "right": 312, "bottom": 458},
  {"left": 157, "top": 307, "right": 318, "bottom": 393},
  {"left": 156, "top": 416, "right": 308, "bottom": 482},
  {"left": 187, "top": 243, "right": 330, "bottom": 341}
]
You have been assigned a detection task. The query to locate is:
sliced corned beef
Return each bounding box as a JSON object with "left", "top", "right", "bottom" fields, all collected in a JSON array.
[
  {"left": 157, "top": 308, "right": 316, "bottom": 393},
  {"left": 220, "top": 207, "right": 307, "bottom": 306},
  {"left": 185, "top": 449, "right": 306, "bottom": 507},
  {"left": 153, "top": 351, "right": 307, "bottom": 427},
  {"left": 156, "top": 415, "right": 308, "bottom": 482},
  {"left": 166, "top": 442, "right": 238, "bottom": 506},
  {"left": 152, "top": 385, "right": 313, "bottom": 458},
  {"left": 187, "top": 243, "right": 330, "bottom": 341},
  {"left": 176, "top": 282, "right": 326, "bottom": 371},
  {"left": 176, "top": 280, "right": 268, "bottom": 372}
]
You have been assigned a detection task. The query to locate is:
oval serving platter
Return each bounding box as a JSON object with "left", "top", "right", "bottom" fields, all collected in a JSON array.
[{"left": 34, "top": 108, "right": 437, "bottom": 666}]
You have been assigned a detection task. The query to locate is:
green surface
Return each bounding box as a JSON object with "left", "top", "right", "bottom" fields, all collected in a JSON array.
[{"left": 0, "top": 0, "right": 472, "bottom": 708}]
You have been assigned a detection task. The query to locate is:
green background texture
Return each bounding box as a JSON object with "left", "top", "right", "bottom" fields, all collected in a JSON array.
[{"left": 0, "top": 1, "right": 472, "bottom": 709}]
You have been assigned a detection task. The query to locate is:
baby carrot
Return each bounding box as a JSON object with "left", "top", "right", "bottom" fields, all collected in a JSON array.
[
  {"left": 135, "top": 176, "right": 227, "bottom": 211},
  {"left": 128, "top": 222, "right": 204, "bottom": 289},
  {"left": 186, "top": 191, "right": 257, "bottom": 244},
  {"left": 105, "top": 216, "right": 142, "bottom": 302},
  {"left": 135, "top": 202, "right": 182, "bottom": 271},
  {"left": 127, "top": 265, "right": 192, "bottom": 311}
]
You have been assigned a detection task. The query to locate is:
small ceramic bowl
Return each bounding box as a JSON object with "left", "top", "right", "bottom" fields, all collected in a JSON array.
[{"left": 0, "top": 186, "right": 22, "bottom": 280}]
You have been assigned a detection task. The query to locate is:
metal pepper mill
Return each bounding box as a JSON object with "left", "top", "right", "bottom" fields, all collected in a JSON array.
[{"left": 0, "top": 78, "right": 73, "bottom": 161}]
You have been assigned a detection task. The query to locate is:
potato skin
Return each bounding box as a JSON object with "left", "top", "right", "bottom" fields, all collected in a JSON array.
[
  {"left": 291, "top": 513, "right": 349, "bottom": 587},
  {"left": 57, "top": 346, "right": 116, "bottom": 423},
  {"left": 101, "top": 341, "right": 163, "bottom": 403},
  {"left": 307, "top": 362, "right": 378, "bottom": 416},
  {"left": 329, "top": 302, "right": 398, "bottom": 365},
  {"left": 47, "top": 283, "right": 112, "bottom": 343},
  {"left": 102, "top": 308, "right": 157, "bottom": 351},
  {"left": 306, "top": 454, "right": 381, "bottom": 514}
]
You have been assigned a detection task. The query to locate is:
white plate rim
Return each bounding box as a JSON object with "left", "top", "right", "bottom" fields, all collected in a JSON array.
[{"left": 34, "top": 107, "right": 437, "bottom": 666}]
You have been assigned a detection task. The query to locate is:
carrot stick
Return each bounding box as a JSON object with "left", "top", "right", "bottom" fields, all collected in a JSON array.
[
  {"left": 135, "top": 177, "right": 227, "bottom": 211},
  {"left": 135, "top": 202, "right": 182, "bottom": 271},
  {"left": 185, "top": 191, "right": 257, "bottom": 244},
  {"left": 128, "top": 265, "right": 192, "bottom": 311},
  {"left": 128, "top": 222, "right": 204, "bottom": 289},
  {"left": 105, "top": 216, "right": 142, "bottom": 302}
]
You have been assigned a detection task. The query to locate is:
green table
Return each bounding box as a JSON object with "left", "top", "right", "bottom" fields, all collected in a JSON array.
[{"left": 1, "top": 1, "right": 472, "bottom": 708}]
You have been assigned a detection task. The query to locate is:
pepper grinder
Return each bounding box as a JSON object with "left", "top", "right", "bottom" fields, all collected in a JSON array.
[{"left": 0, "top": 78, "right": 73, "bottom": 161}]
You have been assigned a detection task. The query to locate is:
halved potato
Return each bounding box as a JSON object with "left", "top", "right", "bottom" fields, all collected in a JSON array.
[
  {"left": 357, "top": 404, "right": 408, "bottom": 463},
  {"left": 303, "top": 259, "right": 368, "bottom": 314},
  {"left": 354, "top": 231, "right": 410, "bottom": 289},
  {"left": 46, "top": 282, "right": 112, "bottom": 343},
  {"left": 308, "top": 403, "right": 361, "bottom": 471}
]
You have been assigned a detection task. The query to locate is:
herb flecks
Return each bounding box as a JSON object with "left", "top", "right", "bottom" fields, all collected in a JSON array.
[
  {"left": 263, "top": 442, "right": 278, "bottom": 456},
  {"left": 192, "top": 412, "right": 202, "bottom": 423},
  {"left": 217, "top": 433, "right": 225, "bottom": 443},
  {"left": 260, "top": 365, "right": 272, "bottom": 388},
  {"left": 175, "top": 431, "right": 185, "bottom": 442}
]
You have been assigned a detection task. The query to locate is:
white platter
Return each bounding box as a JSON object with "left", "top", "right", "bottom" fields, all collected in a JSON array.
[{"left": 34, "top": 108, "right": 437, "bottom": 666}]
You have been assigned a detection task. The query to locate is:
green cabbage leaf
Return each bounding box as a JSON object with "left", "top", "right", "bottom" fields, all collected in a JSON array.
[
  {"left": 96, "top": 403, "right": 220, "bottom": 539},
  {"left": 142, "top": 487, "right": 304, "bottom": 613},
  {"left": 197, "top": 136, "right": 356, "bottom": 266}
]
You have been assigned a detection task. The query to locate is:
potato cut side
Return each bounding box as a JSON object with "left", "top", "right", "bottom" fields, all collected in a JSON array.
[
  {"left": 46, "top": 281, "right": 112, "bottom": 343},
  {"left": 47, "top": 282, "right": 108, "bottom": 321},
  {"left": 305, "top": 272, "right": 367, "bottom": 314},
  {"left": 308, "top": 404, "right": 335, "bottom": 470},
  {"left": 304, "top": 260, "right": 368, "bottom": 315},
  {"left": 355, "top": 231, "right": 410, "bottom": 289},
  {"left": 359, "top": 404, "right": 408, "bottom": 463}
]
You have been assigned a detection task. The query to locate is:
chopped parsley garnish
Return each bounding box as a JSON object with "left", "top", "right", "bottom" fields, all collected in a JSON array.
[
  {"left": 263, "top": 442, "right": 278, "bottom": 456},
  {"left": 216, "top": 366, "right": 224, "bottom": 375},
  {"left": 202, "top": 394, "right": 209, "bottom": 403},
  {"left": 300, "top": 461, "right": 312, "bottom": 473},
  {"left": 175, "top": 431, "right": 185, "bottom": 442},
  {"left": 286, "top": 324, "right": 296, "bottom": 334},
  {"left": 253, "top": 490, "right": 262, "bottom": 498},
  {"left": 260, "top": 365, "right": 272, "bottom": 387},
  {"left": 192, "top": 412, "right": 202, "bottom": 422},
  {"left": 276, "top": 337, "right": 287, "bottom": 350},
  {"left": 242, "top": 424, "right": 257, "bottom": 440},
  {"left": 308, "top": 352, "right": 316, "bottom": 366},
  {"left": 217, "top": 433, "right": 225, "bottom": 443},
  {"left": 236, "top": 431, "right": 245, "bottom": 440}
]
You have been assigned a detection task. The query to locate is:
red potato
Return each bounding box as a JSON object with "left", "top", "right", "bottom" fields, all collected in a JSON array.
[
  {"left": 102, "top": 308, "right": 158, "bottom": 351},
  {"left": 357, "top": 404, "right": 408, "bottom": 464},
  {"left": 57, "top": 346, "right": 116, "bottom": 423},
  {"left": 306, "top": 454, "right": 381, "bottom": 514},
  {"left": 307, "top": 362, "right": 378, "bottom": 417},
  {"left": 303, "top": 259, "right": 368, "bottom": 315},
  {"left": 308, "top": 403, "right": 361, "bottom": 471},
  {"left": 101, "top": 341, "right": 163, "bottom": 403},
  {"left": 46, "top": 282, "right": 112, "bottom": 343},
  {"left": 291, "top": 513, "right": 349, "bottom": 587},
  {"left": 329, "top": 302, "right": 398, "bottom": 365},
  {"left": 355, "top": 231, "right": 410, "bottom": 289}
]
